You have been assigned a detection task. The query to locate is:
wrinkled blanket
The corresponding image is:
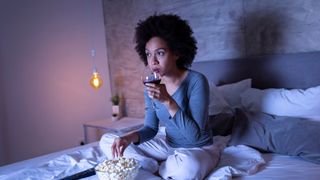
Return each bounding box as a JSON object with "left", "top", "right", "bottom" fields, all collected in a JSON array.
[{"left": 0, "top": 135, "right": 265, "bottom": 180}]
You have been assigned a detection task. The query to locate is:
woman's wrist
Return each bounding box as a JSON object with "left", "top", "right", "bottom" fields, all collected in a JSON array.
[
  {"left": 120, "top": 132, "right": 139, "bottom": 144},
  {"left": 119, "top": 136, "right": 130, "bottom": 144}
]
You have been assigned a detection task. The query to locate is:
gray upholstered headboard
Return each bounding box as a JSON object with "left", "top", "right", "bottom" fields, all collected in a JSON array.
[{"left": 191, "top": 51, "right": 320, "bottom": 89}]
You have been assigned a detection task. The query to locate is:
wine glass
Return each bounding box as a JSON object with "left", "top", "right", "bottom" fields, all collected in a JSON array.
[{"left": 141, "top": 66, "right": 161, "bottom": 110}]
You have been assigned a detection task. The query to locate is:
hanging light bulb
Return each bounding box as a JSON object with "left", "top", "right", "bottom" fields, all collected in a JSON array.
[
  {"left": 89, "top": 49, "right": 103, "bottom": 89},
  {"left": 88, "top": 3, "right": 104, "bottom": 90},
  {"left": 90, "top": 67, "right": 103, "bottom": 89}
]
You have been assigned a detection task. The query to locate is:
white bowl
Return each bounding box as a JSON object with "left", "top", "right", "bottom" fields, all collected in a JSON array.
[{"left": 95, "top": 157, "right": 140, "bottom": 180}]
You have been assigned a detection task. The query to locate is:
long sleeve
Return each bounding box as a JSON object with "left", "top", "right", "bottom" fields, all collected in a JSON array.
[
  {"left": 135, "top": 90, "right": 159, "bottom": 144},
  {"left": 169, "top": 74, "right": 210, "bottom": 143},
  {"left": 162, "top": 71, "right": 211, "bottom": 147}
]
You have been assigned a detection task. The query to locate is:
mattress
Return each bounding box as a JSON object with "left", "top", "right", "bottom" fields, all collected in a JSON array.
[{"left": 1, "top": 137, "right": 320, "bottom": 180}]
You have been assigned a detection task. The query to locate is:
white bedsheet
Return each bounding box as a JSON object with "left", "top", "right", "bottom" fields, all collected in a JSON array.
[
  {"left": 0, "top": 143, "right": 105, "bottom": 179},
  {"left": 0, "top": 135, "right": 267, "bottom": 180},
  {"left": 7, "top": 130, "right": 319, "bottom": 179},
  {"left": 207, "top": 144, "right": 265, "bottom": 180},
  {"left": 4, "top": 140, "right": 319, "bottom": 180},
  {"left": 235, "top": 153, "right": 320, "bottom": 180}
]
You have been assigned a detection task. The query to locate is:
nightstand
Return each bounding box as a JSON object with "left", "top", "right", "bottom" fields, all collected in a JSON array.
[{"left": 82, "top": 117, "right": 144, "bottom": 144}]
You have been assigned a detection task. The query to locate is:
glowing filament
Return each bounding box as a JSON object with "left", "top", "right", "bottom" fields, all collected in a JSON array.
[{"left": 90, "top": 72, "right": 103, "bottom": 89}]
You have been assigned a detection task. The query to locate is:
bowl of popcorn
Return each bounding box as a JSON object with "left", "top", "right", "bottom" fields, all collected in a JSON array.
[{"left": 95, "top": 157, "right": 140, "bottom": 180}]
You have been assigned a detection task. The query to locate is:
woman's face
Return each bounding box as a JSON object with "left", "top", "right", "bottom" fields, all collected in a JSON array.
[{"left": 145, "top": 37, "right": 178, "bottom": 76}]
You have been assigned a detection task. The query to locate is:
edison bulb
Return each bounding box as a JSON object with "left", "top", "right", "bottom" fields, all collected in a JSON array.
[{"left": 90, "top": 72, "right": 103, "bottom": 89}]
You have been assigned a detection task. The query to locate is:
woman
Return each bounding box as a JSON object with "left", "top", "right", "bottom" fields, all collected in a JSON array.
[{"left": 100, "top": 14, "right": 220, "bottom": 179}]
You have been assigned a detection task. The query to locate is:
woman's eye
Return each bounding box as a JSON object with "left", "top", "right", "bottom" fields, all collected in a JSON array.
[
  {"left": 157, "top": 51, "right": 165, "bottom": 56},
  {"left": 145, "top": 52, "right": 151, "bottom": 57}
]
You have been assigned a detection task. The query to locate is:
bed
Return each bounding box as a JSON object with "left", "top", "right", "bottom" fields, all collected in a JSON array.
[{"left": 1, "top": 51, "right": 320, "bottom": 179}]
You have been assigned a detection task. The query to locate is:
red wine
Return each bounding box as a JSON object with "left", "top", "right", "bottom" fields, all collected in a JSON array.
[{"left": 143, "top": 79, "right": 161, "bottom": 85}]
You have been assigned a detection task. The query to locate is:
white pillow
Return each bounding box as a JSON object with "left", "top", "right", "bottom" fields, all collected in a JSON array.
[
  {"left": 208, "top": 83, "right": 232, "bottom": 115},
  {"left": 209, "top": 79, "right": 252, "bottom": 115},
  {"left": 241, "top": 85, "right": 320, "bottom": 119},
  {"left": 217, "top": 79, "right": 252, "bottom": 109}
]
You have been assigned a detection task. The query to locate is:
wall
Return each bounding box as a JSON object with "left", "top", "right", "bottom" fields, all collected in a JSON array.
[
  {"left": 0, "top": 2, "right": 8, "bottom": 166},
  {"left": 102, "top": 0, "right": 320, "bottom": 117},
  {"left": 0, "top": 52, "right": 7, "bottom": 166},
  {"left": 0, "top": 0, "right": 112, "bottom": 165}
]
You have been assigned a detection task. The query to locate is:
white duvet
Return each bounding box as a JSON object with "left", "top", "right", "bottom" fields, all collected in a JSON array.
[{"left": 0, "top": 135, "right": 265, "bottom": 180}]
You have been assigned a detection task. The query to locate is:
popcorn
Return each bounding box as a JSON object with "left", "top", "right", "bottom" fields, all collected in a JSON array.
[{"left": 95, "top": 157, "right": 140, "bottom": 180}]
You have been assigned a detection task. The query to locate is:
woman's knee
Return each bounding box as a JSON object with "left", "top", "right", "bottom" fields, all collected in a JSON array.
[
  {"left": 99, "top": 133, "right": 118, "bottom": 158},
  {"left": 160, "top": 151, "right": 203, "bottom": 180},
  {"left": 178, "top": 154, "right": 202, "bottom": 178}
]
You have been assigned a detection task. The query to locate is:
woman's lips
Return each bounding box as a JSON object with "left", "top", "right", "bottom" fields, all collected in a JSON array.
[{"left": 152, "top": 68, "right": 160, "bottom": 73}]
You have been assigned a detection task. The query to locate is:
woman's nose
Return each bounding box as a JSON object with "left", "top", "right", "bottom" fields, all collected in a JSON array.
[{"left": 150, "top": 55, "right": 158, "bottom": 65}]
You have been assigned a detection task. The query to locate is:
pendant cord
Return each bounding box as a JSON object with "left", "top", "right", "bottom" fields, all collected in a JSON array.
[
  {"left": 91, "top": 49, "right": 97, "bottom": 72},
  {"left": 88, "top": 0, "right": 97, "bottom": 72}
]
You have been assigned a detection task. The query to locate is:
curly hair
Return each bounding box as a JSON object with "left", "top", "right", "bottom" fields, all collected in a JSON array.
[{"left": 134, "top": 14, "right": 197, "bottom": 69}]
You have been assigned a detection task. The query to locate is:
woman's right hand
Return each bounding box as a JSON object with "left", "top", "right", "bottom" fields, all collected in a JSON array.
[{"left": 111, "top": 136, "right": 130, "bottom": 158}]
